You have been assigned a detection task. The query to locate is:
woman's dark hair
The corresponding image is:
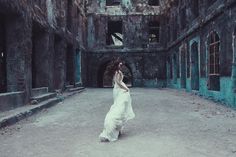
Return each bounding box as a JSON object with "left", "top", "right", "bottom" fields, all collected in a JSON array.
[{"left": 105, "top": 57, "right": 122, "bottom": 77}]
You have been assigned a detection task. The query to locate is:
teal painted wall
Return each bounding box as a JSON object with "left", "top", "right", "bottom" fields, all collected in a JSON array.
[
  {"left": 168, "top": 77, "right": 236, "bottom": 109},
  {"left": 186, "top": 78, "right": 191, "bottom": 92},
  {"left": 168, "top": 79, "right": 181, "bottom": 89}
]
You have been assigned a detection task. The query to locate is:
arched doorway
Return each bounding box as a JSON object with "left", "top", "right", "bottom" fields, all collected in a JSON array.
[
  {"left": 97, "top": 61, "right": 133, "bottom": 88},
  {"left": 191, "top": 41, "right": 200, "bottom": 90},
  {"left": 173, "top": 53, "right": 178, "bottom": 84}
]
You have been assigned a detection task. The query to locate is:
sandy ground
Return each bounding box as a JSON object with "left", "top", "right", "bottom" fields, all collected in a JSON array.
[{"left": 0, "top": 88, "right": 236, "bottom": 157}]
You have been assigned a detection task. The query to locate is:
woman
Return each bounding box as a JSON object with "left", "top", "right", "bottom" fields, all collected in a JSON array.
[{"left": 99, "top": 58, "right": 135, "bottom": 142}]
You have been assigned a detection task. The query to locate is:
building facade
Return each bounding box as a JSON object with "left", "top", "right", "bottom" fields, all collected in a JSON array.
[
  {"left": 0, "top": 0, "right": 87, "bottom": 111},
  {"left": 86, "top": 0, "right": 167, "bottom": 88},
  {"left": 165, "top": 0, "right": 236, "bottom": 107}
]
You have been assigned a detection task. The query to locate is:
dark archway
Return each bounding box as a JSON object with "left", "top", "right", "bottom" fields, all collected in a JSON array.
[
  {"left": 97, "top": 61, "right": 110, "bottom": 88},
  {"left": 119, "top": 63, "right": 133, "bottom": 87},
  {"left": 191, "top": 41, "right": 200, "bottom": 90},
  {"left": 97, "top": 60, "right": 133, "bottom": 88}
]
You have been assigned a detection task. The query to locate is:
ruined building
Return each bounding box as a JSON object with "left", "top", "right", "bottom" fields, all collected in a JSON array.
[
  {"left": 86, "top": 0, "right": 236, "bottom": 108},
  {"left": 86, "top": 0, "right": 167, "bottom": 88},
  {"left": 0, "top": 0, "right": 236, "bottom": 111},
  {"left": 165, "top": 0, "right": 236, "bottom": 107}
]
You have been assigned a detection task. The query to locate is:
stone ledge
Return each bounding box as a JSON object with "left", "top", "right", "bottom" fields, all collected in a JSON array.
[
  {"left": 68, "top": 87, "right": 85, "bottom": 92},
  {"left": 0, "top": 98, "right": 61, "bottom": 129},
  {"left": 0, "top": 91, "right": 25, "bottom": 112},
  {"left": 63, "top": 88, "right": 86, "bottom": 98},
  {"left": 0, "top": 89, "right": 86, "bottom": 129},
  {"left": 31, "top": 93, "right": 57, "bottom": 103}
]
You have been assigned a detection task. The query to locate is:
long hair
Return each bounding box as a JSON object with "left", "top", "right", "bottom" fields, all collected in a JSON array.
[{"left": 105, "top": 58, "right": 122, "bottom": 78}]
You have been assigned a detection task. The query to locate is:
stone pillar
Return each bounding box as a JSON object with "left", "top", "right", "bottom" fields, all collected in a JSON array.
[
  {"left": 53, "top": 35, "right": 66, "bottom": 90},
  {"left": 5, "top": 15, "right": 32, "bottom": 101},
  {"left": 46, "top": 32, "right": 55, "bottom": 91},
  {"left": 32, "top": 26, "right": 51, "bottom": 88},
  {"left": 232, "top": 30, "right": 236, "bottom": 92}
]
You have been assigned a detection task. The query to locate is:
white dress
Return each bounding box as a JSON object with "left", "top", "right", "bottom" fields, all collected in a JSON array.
[{"left": 99, "top": 71, "right": 135, "bottom": 142}]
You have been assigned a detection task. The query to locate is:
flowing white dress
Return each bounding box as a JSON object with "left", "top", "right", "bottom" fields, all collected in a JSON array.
[{"left": 99, "top": 71, "right": 135, "bottom": 142}]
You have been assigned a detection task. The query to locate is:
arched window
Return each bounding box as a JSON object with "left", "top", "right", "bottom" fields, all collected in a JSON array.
[
  {"left": 208, "top": 31, "right": 220, "bottom": 91},
  {"left": 209, "top": 32, "right": 220, "bottom": 75}
]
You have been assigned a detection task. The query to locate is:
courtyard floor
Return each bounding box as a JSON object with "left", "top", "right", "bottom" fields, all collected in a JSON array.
[{"left": 0, "top": 88, "right": 236, "bottom": 157}]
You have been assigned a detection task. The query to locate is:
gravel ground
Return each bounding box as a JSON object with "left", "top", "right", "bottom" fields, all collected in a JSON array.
[{"left": 0, "top": 88, "right": 236, "bottom": 157}]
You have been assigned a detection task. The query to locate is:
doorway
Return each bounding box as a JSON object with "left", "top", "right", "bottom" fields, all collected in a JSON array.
[
  {"left": 191, "top": 41, "right": 200, "bottom": 90},
  {"left": 75, "top": 49, "right": 81, "bottom": 83},
  {"left": 66, "top": 45, "right": 74, "bottom": 85},
  {"left": 180, "top": 47, "right": 186, "bottom": 88},
  {"left": 32, "top": 22, "right": 48, "bottom": 88}
]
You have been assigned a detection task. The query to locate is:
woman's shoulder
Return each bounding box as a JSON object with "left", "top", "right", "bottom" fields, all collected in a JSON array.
[
  {"left": 114, "top": 71, "right": 122, "bottom": 79},
  {"left": 115, "top": 70, "right": 122, "bottom": 75}
]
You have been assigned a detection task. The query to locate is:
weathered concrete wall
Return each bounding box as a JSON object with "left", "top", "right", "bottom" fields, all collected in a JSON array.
[
  {"left": 5, "top": 15, "right": 30, "bottom": 93},
  {"left": 87, "top": 14, "right": 167, "bottom": 50},
  {"left": 0, "top": 91, "right": 25, "bottom": 111}
]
